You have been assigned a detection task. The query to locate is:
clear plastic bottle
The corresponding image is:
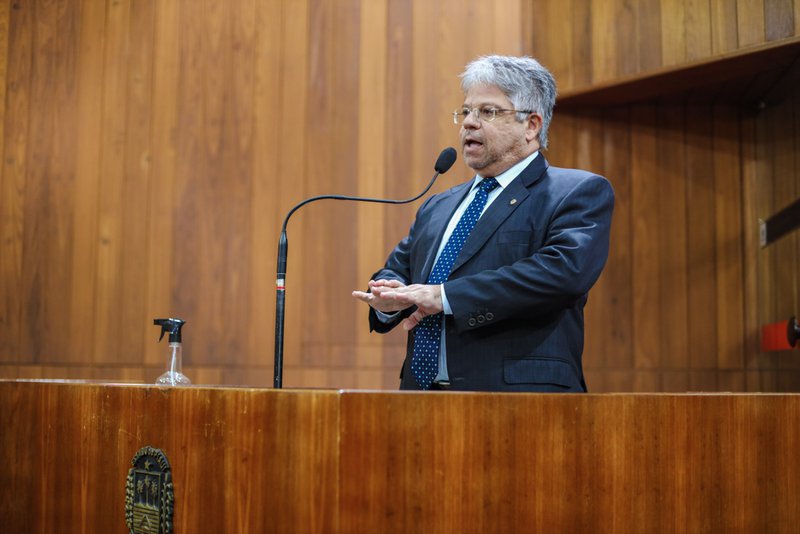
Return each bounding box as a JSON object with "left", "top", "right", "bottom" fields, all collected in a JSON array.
[
  {"left": 156, "top": 341, "right": 191, "bottom": 386},
  {"left": 153, "top": 318, "right": 192, "bottom": 386}
]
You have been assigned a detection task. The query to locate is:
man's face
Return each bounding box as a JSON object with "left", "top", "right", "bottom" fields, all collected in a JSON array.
[{"left": 459, "top": 84, "right": 541, "bottom": 177}]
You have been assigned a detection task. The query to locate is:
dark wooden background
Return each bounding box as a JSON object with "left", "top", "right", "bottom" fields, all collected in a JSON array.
[{"left": 0, "top": 0, "right": 798, "bottom": 390}]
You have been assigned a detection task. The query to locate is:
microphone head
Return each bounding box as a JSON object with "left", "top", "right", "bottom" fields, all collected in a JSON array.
[{"left": 434, "top": 147, "right": 457, "bottom": 174}]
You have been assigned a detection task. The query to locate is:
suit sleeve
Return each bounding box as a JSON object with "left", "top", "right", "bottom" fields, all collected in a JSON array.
[
  {"left": 443, "top": 174, "right": 614, "bottom": 333},
  {"left": 366, "top": 197, "right": 434, "bottom": 333}
]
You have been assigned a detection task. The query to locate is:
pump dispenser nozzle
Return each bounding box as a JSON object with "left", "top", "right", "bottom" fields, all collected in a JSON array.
[
  {"left": 153, "top": 317, "right": 191, "bottom": 386},
  {"left": 154, "top": 318, "right": 185, "bottom": 343}
]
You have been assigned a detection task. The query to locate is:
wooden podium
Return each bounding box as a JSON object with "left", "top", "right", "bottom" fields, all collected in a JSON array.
[{"left": 1, "top": 380, "right": 799, "bottom": 533}]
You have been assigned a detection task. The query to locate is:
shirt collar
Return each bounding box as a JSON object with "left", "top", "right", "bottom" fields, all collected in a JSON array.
[{"left": 471, "top": 151, "right": 539, "bottom": 192}]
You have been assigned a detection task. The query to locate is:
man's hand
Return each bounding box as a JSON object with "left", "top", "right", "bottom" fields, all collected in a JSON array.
[
  {"left": 352, "top": 279, "right": 410, "bottom": 314},
  {"left": 352, "top": 281, "right": 444, "bottom": 330}
]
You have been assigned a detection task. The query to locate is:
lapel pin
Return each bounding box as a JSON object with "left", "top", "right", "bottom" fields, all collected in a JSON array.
[{"left": 510, "top": 198, "right": 517, "bottom": 205}]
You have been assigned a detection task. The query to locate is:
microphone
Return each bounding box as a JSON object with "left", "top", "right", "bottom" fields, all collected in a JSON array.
[
  {"left": 433, "top": 147, "right": 458, "bottom": 174},
  {"left": 273, "top": 147, "right": 458, "bottom": 388}
]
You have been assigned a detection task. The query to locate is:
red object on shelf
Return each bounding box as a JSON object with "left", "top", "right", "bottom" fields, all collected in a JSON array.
[{"left": 761, "top": 318, "right": 799, "bottom": 351}]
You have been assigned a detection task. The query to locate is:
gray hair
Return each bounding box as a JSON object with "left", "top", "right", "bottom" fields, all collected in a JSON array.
[{"left": 460, "top": 55, "right": 557, "bottom": 149}]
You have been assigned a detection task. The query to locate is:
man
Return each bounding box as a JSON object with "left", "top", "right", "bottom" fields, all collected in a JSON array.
[{"left": 352, "top": 55, "right": 614, "bottom": 392}]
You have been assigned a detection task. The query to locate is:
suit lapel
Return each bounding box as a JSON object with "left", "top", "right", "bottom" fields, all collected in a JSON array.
[
  {"left": 450, "top": 155, "right": 549, "bottom": 274},
  {"left": 419, "top": 180, "right": 473, "bottom": 281}
]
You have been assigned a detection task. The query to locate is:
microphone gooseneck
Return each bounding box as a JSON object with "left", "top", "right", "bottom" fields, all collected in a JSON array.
[{"left": 273, "top": 147, "right": 458, "bottom": 388}]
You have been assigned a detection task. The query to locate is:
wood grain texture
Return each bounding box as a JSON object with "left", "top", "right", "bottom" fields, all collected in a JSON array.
[
  {"left": 0, "top": 0, "right": 527, "bottom": 388},
  {"left": 547, "top": 94, "right": 795, "bottom": 391},
  {"left": 686, "top": 0, "right": 713, "bottom": 60},
  {"left": 70, "top": 0, "right": 105, "bottom": 365},
  {"left": 630, "top": 105, "right": 661, "bottom": 372},
  {"left": 637, "top": 0, "right": 663, "bottom": 72},
  {"left": 686, "top": 105, "right": 719, "bottom": 374},
  {"left": 0, "top": 0, "right": 22, "bottom": 362},
  {"left": 765, "top": 0, "right": 795, "bottom": 41},
  {"left": 657, "top": 106, "right": 689, "bottom": 375},
  {"left": 711, "top": 0, "right": 740, "bottom": 54},
  {"left": 598, "top": 108, "right": 634, "bottom": 373},
  {"left": 145, "top": 0, "right": 180, "bottom": 367},
  {"left": 0, "top": 381, "right": 339, "bottom": 533},
  {"left": 533, "top": 0, "right": 800, "bottom": 95},
  {"left": 713, "top": 106, "right": 745, "bottom": 371},
  {"left": 3, "top": 381, "right": 800, "bottom": 533},
  {"left": 338, "top": 389, "right": 800, "bottom": 533},
  {"left": 661, "top": 0, "right": 688, "bottom": 67},
  {"left": 738, "top": 0, "right": 767, "bottom": 46},
  {"left": 0, "top": 0, "right": 798, "bottom": 392}
]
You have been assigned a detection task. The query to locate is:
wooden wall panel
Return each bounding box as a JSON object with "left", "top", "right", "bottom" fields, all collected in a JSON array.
[
  {"left": 355, "top": 0, "right": 388, "bottom": 375},
  {"left": 71, "top": 0, "right": 105, "bottom": 365},
  {"left": 0, "top": 0, "right": 22, "bottom": 363},
  {"left": 630, "top": 105, "right": 661, "bottom": 374},
  {"left": 657, "top": 106, "right": 689, "bottom": 388},
  {"left": 710, "top": 0, "right": 739, "bottom": 54},
  {"left": 685, "top": 106, "right": 718, "bottom": 377},
  {"left": 145, "top": 0, "right": 180, "bottom": 367},
  {"left": 524, "top": 2, "right": 572, "bottom": 91},
  {"left": 0, "top": 0, "right": 528, "bottom": 388},
  {"left": 685, "top": 0, "right": 713, "bottom": 61},
  {"left": 94, "top": 0, "right": 130, "bottom": 366},
  {"left": 661, "top": 0, "right": 687, "bottom": 67},
  {"left": 797, "top": 0, "right": 800, "bottom": 34},
  {"left": 1, "top": 0, "right": 796, "bottom": 392},
  {"left": 637, "top": 0, "right": 664, "bottom": 73},
  {"left": 23, "top": 0, "right": 81, "bottom": 363},
  {"left": 121, "top": 0, "right": 156, "bottom": 366},
  {"left": 713, "top": 106, "right": 745, "bottom": 371},
  {"left": 738, "top": 0, "right": 767, "bottom": 47},
  {"left": 533, "top": 0, "right": 800, "bottom": 96},
  {"left": 765, "top": 0, "right": 795, "bottom": 41},
  {"left": 547, "top": 94, "right": 798, "bottom": 392},
  {"left": 599, "top": 108, "right": 634, "bottom": 381}
]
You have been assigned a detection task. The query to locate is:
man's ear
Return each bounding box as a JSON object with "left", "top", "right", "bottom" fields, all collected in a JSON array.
[{"left": 525, "top": 113, "right": 542, "bottom": 144}]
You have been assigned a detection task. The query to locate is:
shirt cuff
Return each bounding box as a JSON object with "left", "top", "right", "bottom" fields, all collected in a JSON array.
[
  {"left": 441, "top": 284, "right": 452, "bottom": 315},
  {"left": 375, "top": 310, "right": 399, "bottom": 323}
]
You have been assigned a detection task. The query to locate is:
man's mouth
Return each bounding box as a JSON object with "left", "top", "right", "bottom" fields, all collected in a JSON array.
[{"left": 464, "top": 138, "right": 483, "bottom": 149}]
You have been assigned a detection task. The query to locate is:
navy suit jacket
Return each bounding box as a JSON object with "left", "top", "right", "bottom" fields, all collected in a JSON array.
[{"left": 369, "top": 155, "right": 614, "bottom": 392}]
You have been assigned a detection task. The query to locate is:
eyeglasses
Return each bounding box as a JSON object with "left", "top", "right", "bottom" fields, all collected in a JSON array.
[{"left": 453, "top": 107, "right": 533, "bottom": 124}]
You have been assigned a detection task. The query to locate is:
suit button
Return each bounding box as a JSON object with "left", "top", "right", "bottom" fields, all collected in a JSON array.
[
  {"left": 467, "top": 318, "right": 476, "bottom": 327},
  {"left": 486, "top": 312, "right": 494, "bottom": 321},
  {"left": 477, "top": 315, "right": 485, "bottom": 323}
]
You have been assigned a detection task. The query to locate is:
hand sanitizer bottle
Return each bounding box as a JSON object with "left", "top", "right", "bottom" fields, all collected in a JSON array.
[{"left": 153, "top": 318, "right": 191, "bottom": 386}]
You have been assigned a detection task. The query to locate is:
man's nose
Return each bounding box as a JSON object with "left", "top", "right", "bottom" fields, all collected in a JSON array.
[{"left": 462, "top": 110, "right": 481, "bottom": 128}]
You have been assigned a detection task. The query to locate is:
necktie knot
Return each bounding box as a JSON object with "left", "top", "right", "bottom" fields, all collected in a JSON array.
[{"left": 479, "top": 177, "right": 499, "bottom": 194}]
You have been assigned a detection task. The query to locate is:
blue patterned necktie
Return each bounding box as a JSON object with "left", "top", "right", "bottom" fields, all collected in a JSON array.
[{"left": 411, "top": 177, "right": 500, "bottom": 389}]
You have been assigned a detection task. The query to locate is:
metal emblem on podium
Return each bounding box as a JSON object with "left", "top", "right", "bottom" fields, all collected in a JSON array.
[{"left": 125, "top": 446, "right": 174, "bottom": 534}]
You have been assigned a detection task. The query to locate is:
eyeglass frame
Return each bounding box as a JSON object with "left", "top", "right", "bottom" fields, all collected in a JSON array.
[{"left": 453, "top": 106, "right": 534, "bottom": 125}]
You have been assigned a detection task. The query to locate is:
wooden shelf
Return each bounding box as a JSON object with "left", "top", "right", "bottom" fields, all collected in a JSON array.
[{"left": 558, "top": 37, "right": 800, "bottom": 108}]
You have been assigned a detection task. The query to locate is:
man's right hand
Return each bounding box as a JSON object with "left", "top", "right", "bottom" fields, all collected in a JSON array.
[{"left": 351, "top": 279, "right": 409, "bottom": 313}]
